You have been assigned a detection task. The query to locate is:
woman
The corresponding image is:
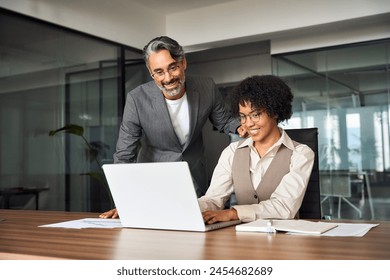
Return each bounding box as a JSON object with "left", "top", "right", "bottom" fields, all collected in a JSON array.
[{"left": 199, "top": 75, "right": 315, "bottom": 224}]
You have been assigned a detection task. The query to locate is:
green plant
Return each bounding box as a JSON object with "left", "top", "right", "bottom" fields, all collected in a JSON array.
[{"left": 49, "top": 124, "right": 114, "bottom": 208}]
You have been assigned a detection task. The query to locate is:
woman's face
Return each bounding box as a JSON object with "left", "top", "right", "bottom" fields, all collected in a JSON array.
[{"left": 238, "top": 101, "right": 278, "bottom": 144}]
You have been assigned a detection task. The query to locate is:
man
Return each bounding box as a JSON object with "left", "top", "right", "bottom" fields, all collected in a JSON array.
[{"left": 100, "top": 36, "right": 242, "bottom": 218}]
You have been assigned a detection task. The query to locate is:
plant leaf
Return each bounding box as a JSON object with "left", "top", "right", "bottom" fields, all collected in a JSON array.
[{"left": 49, "top": 124, "right": 84, "bottom": 137}]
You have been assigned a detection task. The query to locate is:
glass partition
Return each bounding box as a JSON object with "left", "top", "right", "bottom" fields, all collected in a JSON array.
[
  {"left": 273, "top": 40, "right": 390, "bottom": 220},
  {"left": 0, "top": 9, "right": 148, "bottom": 211}
]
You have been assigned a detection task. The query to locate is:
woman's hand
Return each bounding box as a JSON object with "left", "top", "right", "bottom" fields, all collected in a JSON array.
[{"left": 202, "top": 209, "right": 238, "bottom": 224}]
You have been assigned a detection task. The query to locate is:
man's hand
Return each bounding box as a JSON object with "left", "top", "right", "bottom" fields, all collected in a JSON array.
[
  {"left": 237, "top": 126, "right": 248, "bottom": 138},
  {"left": 99, "top": 208, "right": 119, "bottom": 219},
  {"left": 202, "top": 209, "right": 238, "bottom": 224}
]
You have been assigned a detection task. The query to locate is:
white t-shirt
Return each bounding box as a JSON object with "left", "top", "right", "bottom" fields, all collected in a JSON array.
[{"left": 165, "top": 93, "right": 190, "bottom": 146}]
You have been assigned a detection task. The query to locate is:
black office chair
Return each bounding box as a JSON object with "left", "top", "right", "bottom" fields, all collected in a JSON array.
[{"left": 285, "top": 128, "right": 321, "bottom": 219}]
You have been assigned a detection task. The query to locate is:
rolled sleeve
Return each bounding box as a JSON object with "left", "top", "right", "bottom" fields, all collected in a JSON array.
[{"left": 232, "top": 205, "right": 256, "bottom": 222}]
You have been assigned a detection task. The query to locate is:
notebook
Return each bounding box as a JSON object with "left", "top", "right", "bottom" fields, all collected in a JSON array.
[{"left": 102, "top": 161, "right": 241, "bottom": 232}]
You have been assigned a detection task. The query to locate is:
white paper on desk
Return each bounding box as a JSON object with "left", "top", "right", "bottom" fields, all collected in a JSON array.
[
  {"left": 39, "top": 218, "right": 123, "bottom": 229},
  {"left": 236, "top": 219, "right": 337, "bottom": 234},
  {"left": 288, "top": 222, "right": 379, "bottom": 237},
  {"left": 319, "top": 223, "right": 379, "bottom": 237}
]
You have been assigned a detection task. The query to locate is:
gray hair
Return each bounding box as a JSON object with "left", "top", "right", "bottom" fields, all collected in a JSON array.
[{"left": 143, "top": 36, "right": 185, "bottom": 69}]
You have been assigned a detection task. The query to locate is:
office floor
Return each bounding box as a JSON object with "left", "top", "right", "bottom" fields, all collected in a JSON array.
[{"left": 321, "top": 185, "right": 390, "bottom": 221}]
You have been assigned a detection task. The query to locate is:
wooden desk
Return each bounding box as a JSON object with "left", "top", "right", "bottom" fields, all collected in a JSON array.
[{"left": 0, "top": 209, "right": 389, "bottom": 260}]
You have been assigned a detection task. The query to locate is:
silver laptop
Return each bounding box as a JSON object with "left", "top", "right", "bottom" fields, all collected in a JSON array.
[{"left": 102, "top": 161, "right": 241, "bottom": 232}]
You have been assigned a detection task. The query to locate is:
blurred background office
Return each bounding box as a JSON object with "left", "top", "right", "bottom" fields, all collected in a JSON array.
[{"left": 0, "top": 0, "right": 389, "bottom": 221}]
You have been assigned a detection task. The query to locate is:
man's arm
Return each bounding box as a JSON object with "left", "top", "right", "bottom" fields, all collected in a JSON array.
[
  {"left": 207, "top": 78, "right": 241, "bottom": 135},
  {"left": 113, "top": 93, "right": 142, "bottom": 163}
]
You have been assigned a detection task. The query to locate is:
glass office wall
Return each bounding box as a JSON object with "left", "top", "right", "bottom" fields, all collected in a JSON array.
[
  {"left": 0, "top": 9, "right": 148, "bottom": 212},
  {"left": 273, "top": 40, "right": 390, "bottom": 220}
]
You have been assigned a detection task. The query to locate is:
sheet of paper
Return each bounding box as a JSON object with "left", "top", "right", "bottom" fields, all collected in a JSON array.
[
  {"left": 288, "top": 222, "right": 379, "bottom": 237},
  {"left": 39, "top": 218, "right": 123, "bottom": 229},
  {"left": 318, "top": 223, "right": 379, "bottom": 237}
]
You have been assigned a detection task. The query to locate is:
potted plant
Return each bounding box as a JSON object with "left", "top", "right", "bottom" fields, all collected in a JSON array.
[{"left": 49, "top": 124, "right": 114, "bottom": 209}]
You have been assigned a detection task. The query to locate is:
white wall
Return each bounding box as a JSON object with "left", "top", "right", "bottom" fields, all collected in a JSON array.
[
  {"left": 271, "top": 13, "right": 390, "bottom": 54},
  {"left": 166, "top": 0, "right": 390, "bottom": 52},
  {"left": 187, "top": 53, "right": 271, "bottom": 85}
]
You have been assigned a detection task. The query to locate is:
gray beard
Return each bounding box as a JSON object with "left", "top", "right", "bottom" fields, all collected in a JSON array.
[{"left": 158, "top": 77, "right": 186, "bottom": 97}]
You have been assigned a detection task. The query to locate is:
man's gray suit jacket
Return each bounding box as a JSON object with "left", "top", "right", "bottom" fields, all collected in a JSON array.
[{"left": 114, "top": 76, "right": 239, "bottom": 196}]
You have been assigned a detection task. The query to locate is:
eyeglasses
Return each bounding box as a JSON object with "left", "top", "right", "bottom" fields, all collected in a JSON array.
[
  {"left": 238, "top": 111, "right": 264, "bottom": 124},
  {"left": 151, "top": 64, "right": 181, "bottom": 79}
]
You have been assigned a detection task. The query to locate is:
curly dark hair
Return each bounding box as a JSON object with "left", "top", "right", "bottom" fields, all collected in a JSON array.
[{"left": 228, "top": 75, "right": 293, "bottom": 124}]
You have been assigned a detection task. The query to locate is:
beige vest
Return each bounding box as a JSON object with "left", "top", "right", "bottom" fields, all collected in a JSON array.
[{"left": 232, "top": 140, "right": 299, "bottom": 205}]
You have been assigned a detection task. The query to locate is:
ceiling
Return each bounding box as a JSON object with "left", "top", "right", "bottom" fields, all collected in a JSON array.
[{"left": 130, "top": 0, "right": 237, "bottom": 14}]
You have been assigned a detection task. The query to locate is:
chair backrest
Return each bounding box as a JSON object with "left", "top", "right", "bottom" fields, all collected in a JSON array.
[{"left": 285, "top": 128, "right": 321, "bottom": 219}]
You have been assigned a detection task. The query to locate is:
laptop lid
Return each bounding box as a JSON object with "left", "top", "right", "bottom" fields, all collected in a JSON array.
[{"left": 102, "top": 162, "right": 240, "bottom": 232}]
